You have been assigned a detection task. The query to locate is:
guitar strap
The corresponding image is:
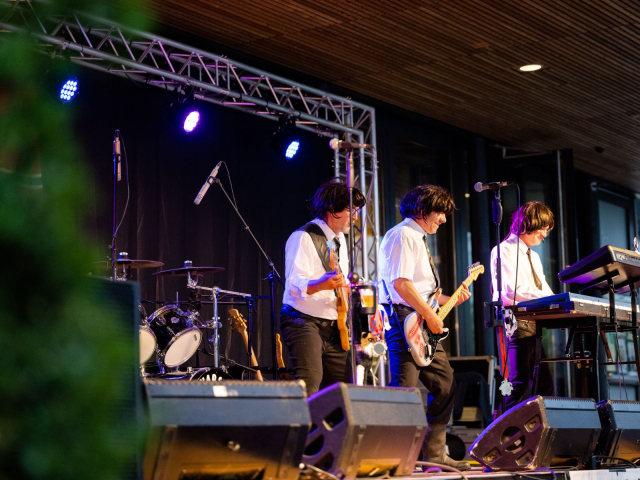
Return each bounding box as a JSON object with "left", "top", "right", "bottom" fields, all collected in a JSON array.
[
  {"left": 298, "top": 222, "right": 345, "bottom": 308},
  {"left": 297, "top": 222, "right": 332, "bottom": 273},
  {"left": 381, "top": 279, "right": 411, "bottom": 352}
]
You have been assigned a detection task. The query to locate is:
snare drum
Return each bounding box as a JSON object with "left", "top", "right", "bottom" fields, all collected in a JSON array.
[{"left": 147, "top": 305, "right": 202, "bottom": 368}]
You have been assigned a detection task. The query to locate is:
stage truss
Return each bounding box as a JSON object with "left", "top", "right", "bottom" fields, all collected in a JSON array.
[{"left": 0, "top": 0, "right": 381, "bottom": 280}]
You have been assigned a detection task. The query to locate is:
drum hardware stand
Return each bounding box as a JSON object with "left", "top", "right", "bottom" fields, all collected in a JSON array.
[
  {"left": 209, "top": 177, "right": 285, "bottom": 379},
  {"left": 188, "top": 277, "right": 253, "bottom": 370},
  {"left": 245, "top": 296, "right": 257, "bottom": 374}
]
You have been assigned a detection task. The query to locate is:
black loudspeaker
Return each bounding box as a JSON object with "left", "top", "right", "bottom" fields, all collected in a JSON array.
[
  {"left": 144, "top": 380, "right": 310, "bottom": 480},
  {"left": 596, "top": 400, "right": 640, "bottom": 462},
  {"left": 469, "top": 396, "right": 601, "bottom": 471},
  {"left": 89, "top": 277, "right": 143, "bottom": 480},
  {"left": 302, "top": 383, "right": 427, "bottom": 478}
]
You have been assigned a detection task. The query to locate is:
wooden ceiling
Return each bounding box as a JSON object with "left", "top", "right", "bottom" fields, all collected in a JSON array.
[{"left": 144, "top": 0, "right": 640, "bottom": 193}]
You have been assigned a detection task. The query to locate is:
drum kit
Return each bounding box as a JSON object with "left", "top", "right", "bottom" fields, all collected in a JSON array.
[{"left": 96, "top": 253, "right": 257, "bottom": 381}]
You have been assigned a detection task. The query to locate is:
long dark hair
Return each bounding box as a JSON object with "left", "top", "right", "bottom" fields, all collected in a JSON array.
[
  {"left": 399, "top": 184, "right": 455, "bottom": 219},
  {"left": 309, "top": 179, "right": 366, "bottom": 219}
]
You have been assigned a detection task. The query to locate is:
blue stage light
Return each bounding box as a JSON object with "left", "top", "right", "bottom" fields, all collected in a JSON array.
[
  {"left": 285, "top": 140, "right": 300, "bottom": 159},
  {"left": 271, "top": 116, "right": 301, "bottom": 160},
  {"left": 59, "top": 78, "right": 79, "bottom": 102}
]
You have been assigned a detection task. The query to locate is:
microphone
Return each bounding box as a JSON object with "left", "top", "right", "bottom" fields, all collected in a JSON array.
[
  {"left": 113, "top": 130, "right": 121, "bottom": 182},
  {"left": 474, "top": 180, "right": 514, "bottom": 192},
  {"left": 329, "top": 138, "right": 374, "bottom": 150},
  {"left": 194, "top": 161, "right": 222, "bottom": 205}
]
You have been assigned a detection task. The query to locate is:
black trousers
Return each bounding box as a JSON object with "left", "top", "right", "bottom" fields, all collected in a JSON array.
[
  {"left": 504, "top": 319, "right": 554, "bottom": 410},
  {"left": 383, "top": 304, "right": 456, "bottom": 425},
  {"left": 280, "top": 305, "right": 351, "bottom": 396}
]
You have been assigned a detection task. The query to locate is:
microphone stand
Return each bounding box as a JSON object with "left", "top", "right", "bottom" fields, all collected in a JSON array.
[
  {"left": 488, "top": 187, "right": 505, "bottom": 328},
  {"left": 487, "top": 186, "right": 512, "bottom": 415},
  {"left": 345, "top": 149, "right": 359, "bottom": 382},
  {"left": 211, "top": 178, "right": 285, "bottom": 380},
  {"left": 110, "top": 130, "right": 121, "bottom": 281}
]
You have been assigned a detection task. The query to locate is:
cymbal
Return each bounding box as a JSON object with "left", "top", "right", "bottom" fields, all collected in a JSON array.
[
  {"left": 153, "top": 266, "right": 224, "bottom": 276},
  {"left": 93, "top": 259, "right": 164, "bottom": 269}
]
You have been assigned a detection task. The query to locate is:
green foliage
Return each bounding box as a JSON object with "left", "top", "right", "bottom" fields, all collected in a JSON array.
[{"left": 0, "top": 1, "right": 151, "bottom": 478}]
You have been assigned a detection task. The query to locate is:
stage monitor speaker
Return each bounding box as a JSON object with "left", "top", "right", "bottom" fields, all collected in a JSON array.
[
  {"left": 595, "top": 400, "right": 640, "bottom": 463},
  {"left": 302, "top": 383, "right": 427, "bottom": 479},
  {"left": 469, "top": 396, "right": 601, "bottom": 471},
  {"left": 88, "top": 277, "right": 143, "bottom": 480},
  {"left": 144, "top": 380, "right": 310, "bottom": 480}
]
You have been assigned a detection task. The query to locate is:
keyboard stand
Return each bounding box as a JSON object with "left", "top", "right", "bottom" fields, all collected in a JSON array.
[{"left": 527, "top": 309, "right": 640, "bottom": 401}]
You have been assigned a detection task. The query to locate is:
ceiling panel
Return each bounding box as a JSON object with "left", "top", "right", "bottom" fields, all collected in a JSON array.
[{"left": 144, "top": 0, "right": 640, "bottom": 192}]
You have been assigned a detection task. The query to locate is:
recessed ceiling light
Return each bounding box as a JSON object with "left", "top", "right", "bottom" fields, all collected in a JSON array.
[{"left": 519, "top": 64, "right": 543, "bottom": 72}]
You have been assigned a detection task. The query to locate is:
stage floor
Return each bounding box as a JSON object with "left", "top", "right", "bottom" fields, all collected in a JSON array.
[{"left": 404, "top": 467, "right": 640, "bottom": 480}]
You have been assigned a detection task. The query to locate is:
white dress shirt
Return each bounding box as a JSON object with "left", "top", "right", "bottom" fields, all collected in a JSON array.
[
  {"left": 377, "top": 217, "right": 438, "bottom": 306},
  {"left": 283, "top": 218, "right": 349, "bottom": 319},
  {"left": 491, "top": 233, "right": 554, "bottom": 306}
]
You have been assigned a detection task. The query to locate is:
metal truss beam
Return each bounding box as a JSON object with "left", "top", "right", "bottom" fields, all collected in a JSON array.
[{"left": 0, "top": 0, "right": 381, "bottom": 279}]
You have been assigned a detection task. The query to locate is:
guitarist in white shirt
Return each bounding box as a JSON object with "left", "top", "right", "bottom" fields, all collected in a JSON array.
[
  {"left": 378, "top": 184, "right": 471, "bottom": 471},
  {"left": 281, "top": 180, "right": 366, "bottom": 396}
]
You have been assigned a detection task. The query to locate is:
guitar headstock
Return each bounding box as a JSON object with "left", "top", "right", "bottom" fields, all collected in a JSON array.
[
  {"left": 467, "top": 262, "right": 485, "bottom": 280},
  {"left": 276, "top": 333, "right": 283, "bottom": 357},
  {"left": 326, "top": 239, "right": 340, "bottom": 270},
  {"left": 229, "top": 308, "right": 247, "bottom": 334}
]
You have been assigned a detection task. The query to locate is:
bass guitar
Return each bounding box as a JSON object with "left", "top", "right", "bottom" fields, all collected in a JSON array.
[
  {"left": 404, "top": 262, "right": 484, "bottom": 367},
  {"left": 327, "top": 239, "right": 350, "bottom": 351},
  {"left": 229, "top": 309, "right": 264, "bottom": 381}
]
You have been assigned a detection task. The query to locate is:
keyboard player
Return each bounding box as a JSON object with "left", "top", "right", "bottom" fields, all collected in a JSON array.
[{"left": 491, "top": 201, "right": 556, "bottom": 410}]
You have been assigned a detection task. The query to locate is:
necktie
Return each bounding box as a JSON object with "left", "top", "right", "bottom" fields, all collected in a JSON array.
[
  {"left": 423, "top": 235, "right": 440, "bottom": 289},
  {"left": 333, "top": 237, "right": 341, "bottom": 263},
  {"left": 527, "top": 248, "right": 543, "bottom": 290}
]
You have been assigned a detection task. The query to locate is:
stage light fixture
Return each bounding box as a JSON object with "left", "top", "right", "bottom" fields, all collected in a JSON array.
[
  {"left": 58, "top": 78, "right": 79, "bottom": 103},
  {"left": 182, "top": 109, "right": 200, "bottom": 133},
  {"left": 167, "top": 88, "right": 203, "bottom": 134},
  {"left": 45, "top": 52, "right": 81, "bottom": 104},
  {"left": 271, "top": 115, "right": 300, "bottom": 160}
]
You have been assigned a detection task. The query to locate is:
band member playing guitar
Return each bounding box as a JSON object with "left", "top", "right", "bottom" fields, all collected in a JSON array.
[
  {"left": 280, "top": 180, "right": 366, "bottom": 396},
  {"left": 378, "top": 184, "right": 471, "bottom": 471}
]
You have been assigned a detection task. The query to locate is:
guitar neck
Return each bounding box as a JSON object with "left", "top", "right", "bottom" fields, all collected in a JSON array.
[{"left": 437, "top": 275, "right": 473, "bottom": 320}]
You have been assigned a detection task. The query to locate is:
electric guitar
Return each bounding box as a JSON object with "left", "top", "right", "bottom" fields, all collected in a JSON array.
[
  {"left": 327, "top": 239, "right": 350, "bottom": 351},
  {"left": 275, "top": 333, "right": 294, "bottom": 380},
  {"left": 404, "top": 262, "right": 484, "bottom": 367},
  {"left": 229, "top": 309, "right": 264, "bottom": 381}
]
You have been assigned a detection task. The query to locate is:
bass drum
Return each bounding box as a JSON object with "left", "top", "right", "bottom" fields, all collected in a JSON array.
[
  {"left": 163, "top": 327, "right": 202, "bottom": 367},
  {"left": 161, "top": 367, "right": 232, "bottom": 381},
  {"left": 147, "top": 304, "right": 202, "bottom": 368}
]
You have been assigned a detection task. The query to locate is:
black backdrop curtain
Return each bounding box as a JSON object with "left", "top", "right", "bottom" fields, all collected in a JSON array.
[{"left": 75, "top": 68, "right": 336, "bottom": 376}]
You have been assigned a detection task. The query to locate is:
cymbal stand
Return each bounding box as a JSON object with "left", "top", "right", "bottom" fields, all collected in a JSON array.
[{"left": 188, "top": 278, "right": 252, "bottom": 369}]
